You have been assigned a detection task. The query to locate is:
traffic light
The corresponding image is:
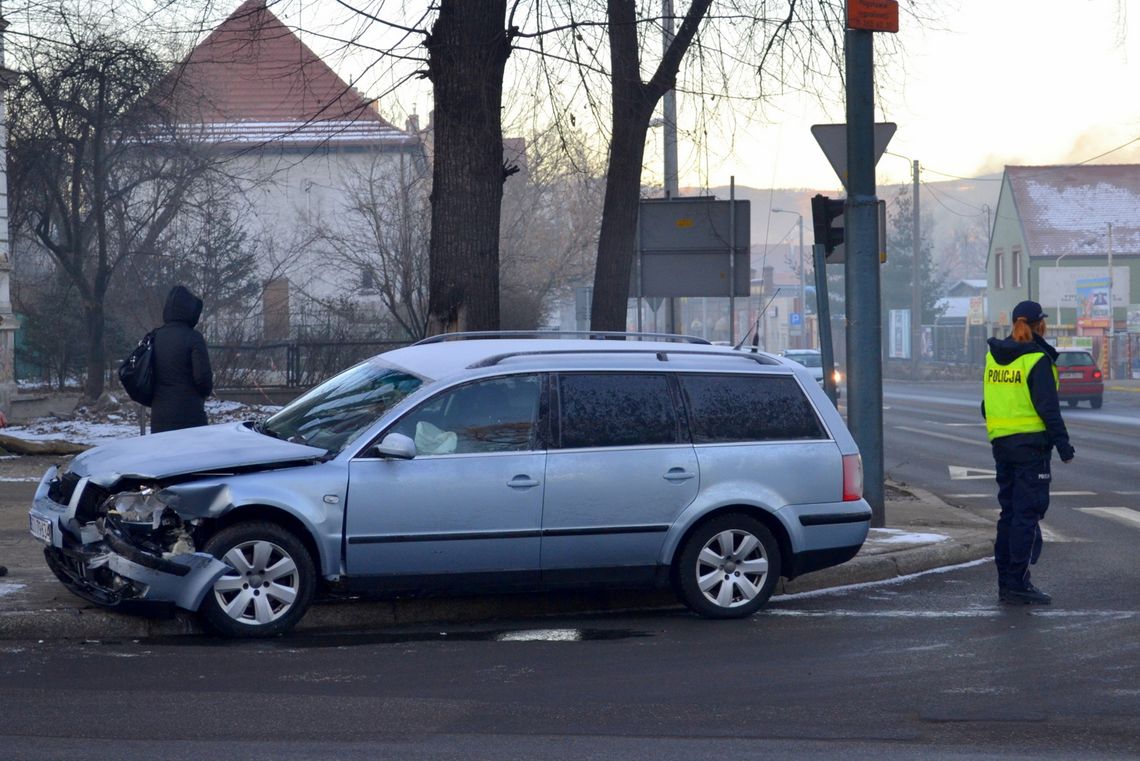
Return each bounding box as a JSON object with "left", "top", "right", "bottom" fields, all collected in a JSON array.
[{"left": 811, "top": 194, "right": 845, "bottom": 257}]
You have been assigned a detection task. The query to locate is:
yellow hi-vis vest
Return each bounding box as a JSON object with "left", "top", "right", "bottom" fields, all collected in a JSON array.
[{"left": 983, "top": 351, "right": 1059, "bottom": 441}]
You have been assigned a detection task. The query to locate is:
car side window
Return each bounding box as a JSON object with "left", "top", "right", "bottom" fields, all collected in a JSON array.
[
  {"left": 557, "top": 373, "right": 678, "bottom": 449},
  {"left": 389, "top": 375, "right": 541, "bottom": 455},
  {"left": 679, "top": 374, "right": 827, "bottom": 443}
]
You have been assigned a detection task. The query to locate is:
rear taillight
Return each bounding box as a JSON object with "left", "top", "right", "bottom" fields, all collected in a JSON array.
[
  {"left": 842, "top": 454, "right": 863, "bottom": 502},
  {"left": 1093, "top": 369, "right": 1103, "bottom": 380}
]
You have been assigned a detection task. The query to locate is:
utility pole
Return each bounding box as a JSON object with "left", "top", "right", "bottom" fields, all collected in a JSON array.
[
  {"left": 911, "top": 160, "right": 921, "bottom": 374},
  {"left": 845, "top": 27, "right": 885, "bottom": 527}
]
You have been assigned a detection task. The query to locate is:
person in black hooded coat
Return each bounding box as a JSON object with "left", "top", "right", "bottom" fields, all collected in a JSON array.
[{"left": 150, "top": 285, "right": 214, "bottom": 433}]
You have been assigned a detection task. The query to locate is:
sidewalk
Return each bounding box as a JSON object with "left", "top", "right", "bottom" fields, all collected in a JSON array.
[{"left": 0, "top": 455, "right": 996, "bottom": 640}]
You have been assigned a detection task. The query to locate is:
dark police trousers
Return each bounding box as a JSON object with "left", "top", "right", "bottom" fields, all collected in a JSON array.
[{"left": 994, "top": 458, "right": 1051, "bottom": 589}]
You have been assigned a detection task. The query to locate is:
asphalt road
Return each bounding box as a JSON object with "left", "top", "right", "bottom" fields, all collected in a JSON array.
[{"left": 0, "top": 383, "right": 1137, "bottom": 760}]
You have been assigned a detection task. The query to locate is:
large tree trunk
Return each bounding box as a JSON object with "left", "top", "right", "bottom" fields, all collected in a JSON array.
[
  {"left": 83, "top": 300, "right": 106, "bottom": 400},
  {"left": 590, "top": 0, "right": 713, "bottom": 332},
  {"left": 425, "top": 0, "right": 511, "bottom": 335}
]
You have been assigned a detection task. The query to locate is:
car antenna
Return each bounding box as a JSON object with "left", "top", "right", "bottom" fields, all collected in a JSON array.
[{"left": 734, "top": 288, "right": 782, "bottom": 351}]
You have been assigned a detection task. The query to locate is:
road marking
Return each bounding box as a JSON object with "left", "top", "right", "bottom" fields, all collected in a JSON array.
[
  {"left": 1113, "top": 491, "right": 1140, "bottom": 495},
  {"left": 1050, "top": 491, "right": 1097, "bottom": 497},
  {"left": 1076, "top": 507, "right": 1140, "bottom": 530},
  {"left": 944, "top": 422, "right": 986, "bottom": 427},
  {"left": 946, "top": 493, "right": 991, "bottom": 499},
  {"left": 948, "top": 465, "right": 996, "bottom": 480},
  {"left": 896, "top": 426, "right": 989, "bottom": 448},
  {"left": 977, "top": 509, "right": 1079, "bottom": 542}
]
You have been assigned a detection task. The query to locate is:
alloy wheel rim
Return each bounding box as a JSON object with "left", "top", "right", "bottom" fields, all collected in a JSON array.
[
  {"left": 695, "top": 529, "right": 769, "bottom": 608},
  {"left": 212, "top": 539, "right": 299, "bottom": 625}
]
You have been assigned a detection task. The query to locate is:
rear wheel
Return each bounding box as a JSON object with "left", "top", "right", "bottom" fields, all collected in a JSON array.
[
  {"left": 200, "top": 522, "right": 315, "bottom": 638},
  {"left": 1091, "top": 396, "right": 1103, "bottom": 409},
  {"left": 1065, "top": 399, "right": 1077, "bottom": 408},
  {"left": 675, "top": 514, "right": 780, "bottom": 619}
]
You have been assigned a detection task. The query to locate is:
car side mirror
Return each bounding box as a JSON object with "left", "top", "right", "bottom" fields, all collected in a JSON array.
[{"left": 372, "top": 432, "right": 416, "bottom": 460}]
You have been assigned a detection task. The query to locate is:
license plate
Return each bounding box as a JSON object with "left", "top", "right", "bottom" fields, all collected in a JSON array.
[
  {"left": 1060, "top": 372, "right": 1082, "bottom": 379},
  {"left": 29, "top": 513, "right": 53, "bottom": 545}
]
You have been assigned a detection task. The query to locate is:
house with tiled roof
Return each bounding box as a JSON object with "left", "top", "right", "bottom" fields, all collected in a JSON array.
[
  {"left": 168, "top": 0, "right": 425, "bottom": 337},
  {"left": 986, "top": 165, "right": 1140, "bottom": 343}
]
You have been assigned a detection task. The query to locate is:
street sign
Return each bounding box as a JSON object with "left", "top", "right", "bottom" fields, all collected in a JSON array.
[
  {"left": 811, "top": 122, "right": 896, "bottom": 190},
  {"left": 790, "top": 312, "right": 802, "bottom": 327},
  {"left": 847, "top": 0, "right": 899, "bottom": 33}
]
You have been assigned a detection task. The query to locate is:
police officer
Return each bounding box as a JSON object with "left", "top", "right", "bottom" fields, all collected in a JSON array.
[{"left": 982, "top": 300, "right": 1075, "bottom": 605}]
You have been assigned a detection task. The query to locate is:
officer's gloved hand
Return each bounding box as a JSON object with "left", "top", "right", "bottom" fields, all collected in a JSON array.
[{"left": 1058, "top": 443, "right": 1075, "bottom": 463}]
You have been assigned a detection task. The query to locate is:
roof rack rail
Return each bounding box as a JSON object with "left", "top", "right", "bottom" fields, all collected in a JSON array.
[
  {"left": 414, "top": 330, "right": 711, "bottom": 346},
  {"left": 467, "top": 348, "right": 782, "bottom": 369}
]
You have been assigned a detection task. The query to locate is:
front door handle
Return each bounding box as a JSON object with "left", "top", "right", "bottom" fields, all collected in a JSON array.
[
  {"left": 508, "top": 475, "right": 540, "bottom": 488},
  {"left": 663, "top": 468, "right": 696, "bottom": 482}
]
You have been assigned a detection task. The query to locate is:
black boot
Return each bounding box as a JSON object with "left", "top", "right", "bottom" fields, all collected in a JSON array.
[{"left": 1001, "top": 582, "right": 1051, "bottom": 605}]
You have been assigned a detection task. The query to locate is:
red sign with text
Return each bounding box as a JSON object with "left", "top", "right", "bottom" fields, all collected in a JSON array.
[{"left": 848, "top": 0, "right": 899, "bottom": 32}]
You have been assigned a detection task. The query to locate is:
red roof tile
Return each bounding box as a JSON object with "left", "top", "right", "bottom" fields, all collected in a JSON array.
[{"left": 171, "top": 0, "right": 394, "bottom": 131}]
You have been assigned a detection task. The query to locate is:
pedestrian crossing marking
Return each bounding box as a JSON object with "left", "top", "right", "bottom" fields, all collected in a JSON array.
[
  {"left": 1076, "top": 507, "right": 1140, "bottom": 531},
  {"left": 948, "top": 465, "right": 996, "bottom": 480},
  {"left": 977, "top": 509, "right": 1080, "bottom": 543},
  {"left": 1049, "top": 491, "right": 1097, "bottom": 497},
  {"left": 896, "top": 427, "right": 989, "bottom": 448}
]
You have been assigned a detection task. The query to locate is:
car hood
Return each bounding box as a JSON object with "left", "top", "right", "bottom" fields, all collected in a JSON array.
[{"left": 67, "top": 422, "right": 328, "bottom": 486}]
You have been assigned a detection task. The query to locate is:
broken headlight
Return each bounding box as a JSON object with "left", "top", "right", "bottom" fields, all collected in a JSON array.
[{"left": 105, "top": 489, "right": 174, "bottom": 529}]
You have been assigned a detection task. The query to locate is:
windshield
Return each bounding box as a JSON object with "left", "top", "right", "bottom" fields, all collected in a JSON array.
[
  {"left": 260, "top": 361, "right": 424, "bottom": 453},
  {"left": 787, "top": 353, "right": 822, "bottom": 368},
  {"left": 1056, "top": 352, "right": 1095, "bottom": 367}
]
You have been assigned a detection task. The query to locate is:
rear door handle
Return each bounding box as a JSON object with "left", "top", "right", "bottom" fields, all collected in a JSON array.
[
  {"left": 508, "top": 476, "right": 540, "bottom": 488},
  {"left": 663, "top": 468, "right": 695, "bottom": 482}
]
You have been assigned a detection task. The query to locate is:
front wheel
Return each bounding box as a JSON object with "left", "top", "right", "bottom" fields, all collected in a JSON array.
[
  {"left": 200, "top": 522, "right": 315, "bottom": 638},
  {"left": 675, "top": 514, "right": 780, "bottom": 619}
]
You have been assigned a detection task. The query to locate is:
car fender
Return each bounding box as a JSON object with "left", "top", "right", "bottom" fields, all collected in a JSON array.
[
  {"left": 163, "top": 463, "right": 348, "bottom": 578},
  {"left": 659, "top": 486, "right": 793, "bottom": 569}
]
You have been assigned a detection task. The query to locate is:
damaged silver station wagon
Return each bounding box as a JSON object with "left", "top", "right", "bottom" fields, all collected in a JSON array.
[{"left": 29, "top": 332, "right": 871, "bottom": 638}]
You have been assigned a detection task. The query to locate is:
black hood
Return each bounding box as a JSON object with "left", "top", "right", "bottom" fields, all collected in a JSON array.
[
  {"left": 163, "top": 285, "right": 203, "bottom": 328},
  {"left": 986, "top": 334, "right": 1058, "bottom": 366}
]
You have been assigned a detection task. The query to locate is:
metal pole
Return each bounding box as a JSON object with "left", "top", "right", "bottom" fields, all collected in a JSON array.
[
  {"left": 911, "top": 160, "right": 921, "bottom": 372},
  {"left": 798, "top": 215, "right": 805, "bottom": 348},
  {"left": 729, "top": 177, "right": 736, "bottom": 345},
  {"left": 844, "top": 28, "right": 885, "bottom": 527},
  {"left": 814, "top": 243, "right": 838, "bottom": 405},
  {"left": 1107, "top": 222, "right": 1114, "bottom": 379}
]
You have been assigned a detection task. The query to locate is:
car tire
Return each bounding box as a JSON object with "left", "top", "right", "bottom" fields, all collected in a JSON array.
[
  {"left": 1091, "top": 396, "right": 1103, "bottom": 409},
  {"left": 200, "top": 521, "right": 315, "bottom": 638},
  {"left": 1066, "top": 399, "right": 1077, "bottom": 408},
  {"left": 675, "top": 513, "right": 780, "bottom": 619}
]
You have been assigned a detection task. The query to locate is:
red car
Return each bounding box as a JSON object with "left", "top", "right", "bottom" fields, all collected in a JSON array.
[{"left": 1056, "top": 349, "right": 1104, "bottom": 409}]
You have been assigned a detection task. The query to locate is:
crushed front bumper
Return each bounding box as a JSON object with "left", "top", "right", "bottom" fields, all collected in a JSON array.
[{"left": 29, "top": 467, "right": 228, "bottom": 612}]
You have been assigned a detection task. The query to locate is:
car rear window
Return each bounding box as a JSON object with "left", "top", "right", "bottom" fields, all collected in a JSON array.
[
  {"left": 1056, "top": 352, "right": 1095, "bottom": 367},
  {"left": 679, "top": 374, "right": 827, "bottom": 443}
]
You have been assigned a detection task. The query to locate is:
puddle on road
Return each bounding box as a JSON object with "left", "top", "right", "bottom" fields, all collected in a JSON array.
[{"left": 145, "top": 627, "right": 653, "bottom": 649}]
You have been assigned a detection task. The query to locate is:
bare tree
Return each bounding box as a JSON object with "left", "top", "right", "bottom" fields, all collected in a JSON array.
[
  {"left": 8, "top": 28, "right": 215, "bottom": 399},
  {"left": 309, "top": 152, "right": 432, "bottom": 341},
  {"left": 499, "top": 129, "right": 605, "bottom": 329}
]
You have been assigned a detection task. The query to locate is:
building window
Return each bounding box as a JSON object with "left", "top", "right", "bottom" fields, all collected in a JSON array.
[
  {"left": 994, "top": 249, "right": 1005, "bottom": 289},
  {"left": 1012, "top": 248, "right": 1022, "bottom": 288}
]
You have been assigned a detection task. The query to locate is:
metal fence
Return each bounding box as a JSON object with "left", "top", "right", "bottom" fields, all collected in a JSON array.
[{"left": 208, "top": 339, "right": 410, "bottom": 390}]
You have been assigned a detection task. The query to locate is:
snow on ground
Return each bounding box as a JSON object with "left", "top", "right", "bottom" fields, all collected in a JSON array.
[
  {"left": 866, "top": 528, "right": 949, "bottom": 545},
  {"left": 2, "top": 399, "right": 282, "bottom": 448}
]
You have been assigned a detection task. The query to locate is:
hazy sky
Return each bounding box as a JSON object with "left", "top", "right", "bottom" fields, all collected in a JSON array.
[
  {"left": 686, "top": 0, "right": 1140, "bottom": 191},
  {"left": 250, "top": 0, "right": 1139, "bottom": 193}
]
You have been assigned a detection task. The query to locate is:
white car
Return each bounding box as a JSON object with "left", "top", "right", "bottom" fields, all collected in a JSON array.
[{"left": 781, "top": 350, "right": 841, "bottom": 394}]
